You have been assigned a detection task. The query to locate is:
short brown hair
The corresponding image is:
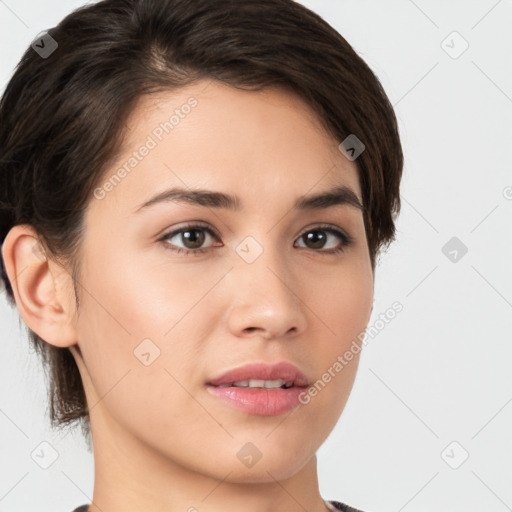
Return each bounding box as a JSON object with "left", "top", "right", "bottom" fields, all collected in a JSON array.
[{"left": 0, "top": 0, "right": 403, "bottom": 438}]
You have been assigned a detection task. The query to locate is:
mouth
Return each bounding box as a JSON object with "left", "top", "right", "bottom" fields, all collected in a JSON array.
[
  {"left": 205, "top": 361, "right": 310, "bottom": 416},
  {"left": 207, "top": 361, "right": 309, "bottom": 387},
  {"left": 213, "top": 378, "right": 297, "bottom": 389}
]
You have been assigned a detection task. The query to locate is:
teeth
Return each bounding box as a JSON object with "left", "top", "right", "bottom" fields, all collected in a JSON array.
[{"left": 217, "top": 379, "right": 293, "bottom": 389}]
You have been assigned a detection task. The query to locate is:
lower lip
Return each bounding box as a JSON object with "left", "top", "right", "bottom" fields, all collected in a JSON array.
[{"left": 206, "top": 385, "right": 307, "bottom": 416}]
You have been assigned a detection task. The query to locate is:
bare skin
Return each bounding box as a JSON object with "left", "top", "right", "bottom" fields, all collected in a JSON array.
[{"left": 3, "top": 79, "right": 374, "bottom": 512}]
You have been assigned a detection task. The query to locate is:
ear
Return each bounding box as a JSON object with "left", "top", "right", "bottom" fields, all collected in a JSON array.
[{"left": 1, "top": 224, "right": 78, "bottom": 348}]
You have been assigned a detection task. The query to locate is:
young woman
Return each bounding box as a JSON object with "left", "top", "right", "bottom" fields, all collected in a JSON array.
[{"left": 0, "top": 1, "right": 403, "bottom": 511}]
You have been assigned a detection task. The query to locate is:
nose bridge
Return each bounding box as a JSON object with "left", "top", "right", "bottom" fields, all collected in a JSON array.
[
  {"left": 227, "top": 232, "right": 306, "bottom": 336},
  {"left": 233, "top": 233, "right": 288, "bottom": 293}
]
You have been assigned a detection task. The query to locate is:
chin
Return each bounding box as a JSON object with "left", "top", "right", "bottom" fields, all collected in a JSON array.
[
  {"left": 221, "top": 462, "right": 307, "bottom": 485},
  {"left": 211, "top": 445, "right": 313, "bottom": 484}
]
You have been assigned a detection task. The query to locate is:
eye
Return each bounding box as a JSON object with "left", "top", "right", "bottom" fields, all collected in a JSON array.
[
  {"left": 294, "top": 225, "right": 353, "bottom": 254},
  {"left": 158, "top": 223, "right": 353, "bottom": 255},
  {"left": 158, "top": 223, "right": 220, "bottom": 255}
]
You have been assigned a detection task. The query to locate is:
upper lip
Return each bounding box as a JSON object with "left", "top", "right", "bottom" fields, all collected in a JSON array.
[{"left": 207, "top": 361, "right": 310, "bottom": 387}]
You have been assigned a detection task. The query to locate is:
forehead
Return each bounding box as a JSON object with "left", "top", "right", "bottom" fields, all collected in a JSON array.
[{"left": 92, "top": 80, "right": 362, "bottom": 215}]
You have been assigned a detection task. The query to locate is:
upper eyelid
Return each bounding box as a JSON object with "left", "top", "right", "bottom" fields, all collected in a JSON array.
[{"left": 159, "top": 222, "right": 219, "bottom": 240}]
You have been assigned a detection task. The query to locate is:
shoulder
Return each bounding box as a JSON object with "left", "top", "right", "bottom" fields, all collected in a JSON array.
[{"left": 327, "top": 499, "right": 366, "bottom": 512}]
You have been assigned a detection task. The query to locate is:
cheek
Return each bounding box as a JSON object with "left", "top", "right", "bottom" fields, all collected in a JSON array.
[
  {"left": 72, "top": 253, "right": 231, "bottom": 470},
  {"left": 306, "top": 257, "right": 372, "bottom": 400},
  {"left": 296, "top": 266, "right": 372, "bottom": 436},
  {"left": 79, "top": 245, "right": 217, "bottom": 339},
  {"left": 73, "top": 258, "right": 212, "bottom": 436},
  {"left": 74, "top": 250, "right": 222, "bottom": 393},
  {"left": 317, "top": 259, "right": 373, "bottom": 345}
]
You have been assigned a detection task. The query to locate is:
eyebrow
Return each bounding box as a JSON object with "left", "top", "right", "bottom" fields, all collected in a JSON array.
[{"left": 133, "top": 184, "right": 364, "bottom": 213}]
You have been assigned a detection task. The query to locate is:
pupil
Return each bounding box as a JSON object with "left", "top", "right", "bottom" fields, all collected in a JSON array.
[
  {"left": 306, "top": 230, "right": 325, "bottom": 249},
  {"left": 183, "top": 229, "right": 205, "bottom": 249}
]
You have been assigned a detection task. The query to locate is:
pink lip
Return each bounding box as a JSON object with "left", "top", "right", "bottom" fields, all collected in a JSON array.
[
  {"left": 206, "top": 361, "right": 310, "bottom": 416},
  {"left": 207, "top": 361, "right": 309, "bottom": 387}
]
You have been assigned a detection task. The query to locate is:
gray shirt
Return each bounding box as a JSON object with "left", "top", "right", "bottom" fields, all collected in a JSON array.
[{"left": 71, "top": 500, "right": 364, "bottom": 512}]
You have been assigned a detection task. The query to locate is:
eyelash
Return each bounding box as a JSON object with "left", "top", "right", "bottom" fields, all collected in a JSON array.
[{"left": 158, "top": 222, "right": 353, "bottom": 256}]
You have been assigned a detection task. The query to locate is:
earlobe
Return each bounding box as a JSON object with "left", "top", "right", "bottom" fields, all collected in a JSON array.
[{"left": 1, "top": 224, "right": 77, "bottom": 348}]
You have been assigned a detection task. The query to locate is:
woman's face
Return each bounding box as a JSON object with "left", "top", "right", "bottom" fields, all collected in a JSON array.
[{"left": 70, "top": 79, "right": 374, "bottom": 483}]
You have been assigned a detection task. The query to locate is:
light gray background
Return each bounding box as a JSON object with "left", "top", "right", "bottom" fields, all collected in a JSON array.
[{"left": 1, "top": 1, "right": 511, "bottom": 511}]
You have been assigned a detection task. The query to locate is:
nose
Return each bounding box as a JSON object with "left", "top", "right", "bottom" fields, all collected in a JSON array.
[{"left": 226, "top": 238, "right": 308, "bottom": 340}]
